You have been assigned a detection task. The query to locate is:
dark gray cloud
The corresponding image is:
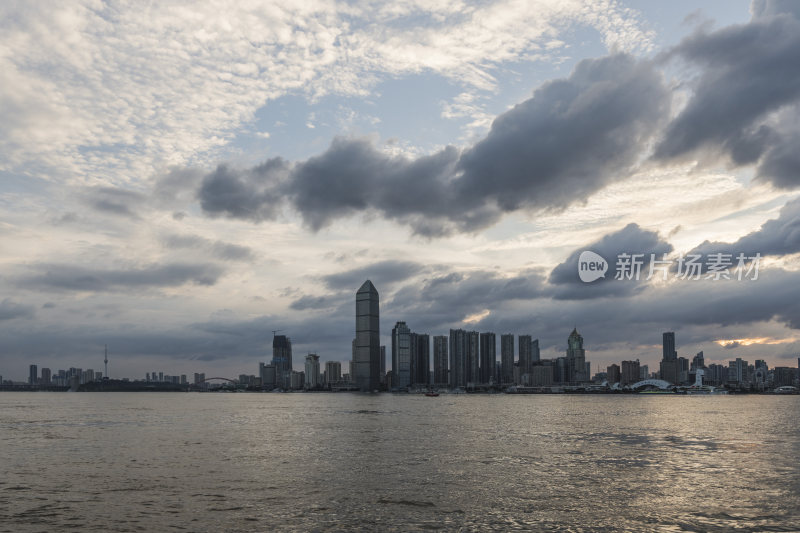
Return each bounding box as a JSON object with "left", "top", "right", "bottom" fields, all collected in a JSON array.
[
  {"left": 198, "top": 159, "right": 290, "bottom": 221},
  {"left": 289, "top": 294, "right": 346, "bottom": 311},
  {"left": 385, "top": 269, "right": 546, "bottom": 332},
  {"left": 0, "top": 299, "right": 35, "bottom": 321},
  {"left": 197, "top": 54, "right": 670, "bottom": 235},
  {"left": 688, "top": 196, "right": 800, "bottom": 258},
  {"left": 84, "top": 187, "right": 146, "bottom": 218},
  {"left": 18, "top": 263, "right": 224, "bottom": 292},
  {"left": 161, "top": 234, "right": 256, "bottom": 262},
  {"left": 455, "top": 54, "right": 669, "bottom": 217},
  {"left": 547, "top": 223, "right": 674, "bottom": 299},
  {"left": 321, "top": 260, "right": 428, "bottom": 291},
  {"left": 654, "top": 3, "right": 800, "bottom": 188}
]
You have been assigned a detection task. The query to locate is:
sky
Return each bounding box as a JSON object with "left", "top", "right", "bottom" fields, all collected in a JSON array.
[{"left": 2, "top": 0, "right": 800, "bottom": 380}]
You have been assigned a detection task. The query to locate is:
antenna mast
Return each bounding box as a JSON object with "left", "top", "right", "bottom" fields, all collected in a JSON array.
[{"left": 104, "top": 345, "right": 108, "bottom": 379}]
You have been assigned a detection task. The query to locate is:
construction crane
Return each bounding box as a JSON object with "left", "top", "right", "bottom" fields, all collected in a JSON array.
[{"left": 272, "top": 329, "right": 284, "bottom": 336}]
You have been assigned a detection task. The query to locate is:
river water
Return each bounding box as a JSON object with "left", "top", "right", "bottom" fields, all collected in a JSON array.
[{"left": 1, "top": 392, "right": 798, "bottom": 532}]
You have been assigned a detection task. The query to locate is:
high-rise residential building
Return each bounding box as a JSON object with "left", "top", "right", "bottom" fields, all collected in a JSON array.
[
  {"left": 621, "top": 360, "right": 640, "bottom": 386},
  {"left": 354, "top": 280, "right": 381, "bottom": 391},
  {"left": 566, "top": 329, "right": 587, "bottom": 383},
  {"left": 413, "top": 334, "right": 430, "bottom": 385},
  {"left": 272, "top": 334, "right": 293, "bottom": 389},
  {"left": 325, "top": 361, "right": 342, "bottom": 385},
  {"left": 607, "top": 364, "right": 621, "bottom": 384},
  {"left": 773, "top": 367, "right": 796, "bottom": 387},
  {"left": 392, "top": 321, "right": 412, "bottom": 389},
  {"left": 662, "top": 332, "right": 677, "bottom": 361},
  {"left": 639, "top": 364, "right": 649, "bottom": 380},
  {"left": 479, "top": 332, "right": 496, "bottom": 384},
  {"left": 28, "top": 364, "right": 38, "bottom": 385},
  {"left": 449, "top": 329, "right": 467, "bottom": 388},
  {"left": 518, "top": 335, "right": 532, "bottom": 381},
  {"left": 433, "top": 335, "right": 448, "bottom": 385},
  {"left": 40, "top": 367, "right": 51, "bottom": 385},
  {"left": 380, "top": 346, "right": 386, "bottom": 384},
  {"left": 304, "top": 354, "right": 320, "bottom": 389},
  {"left": 531, "top": 339, "right": 540, "bottom": 363},
  {"left": 467, "top": 331, "right": 480, "bottom": 385},
  {"left": 500, "top": 334, "right": 514, "bottom": 384},
  {"left": 728, "top": 358, "right": 748, "bottom": 385}
]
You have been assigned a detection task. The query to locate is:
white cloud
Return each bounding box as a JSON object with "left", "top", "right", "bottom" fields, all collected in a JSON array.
[{"left": 0, "top": 0, "right": 652, "bottom": 187}]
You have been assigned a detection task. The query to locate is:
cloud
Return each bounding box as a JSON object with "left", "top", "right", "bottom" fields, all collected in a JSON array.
[
  {"left": 687, "top": 196, "right": 800, "bottom": 258},
  {"left": 0, "top": 299, "right": 35, "bottom": 321},
  {"left": 289, "top": 295, "right": 344, "bottom": 311},
  {"left": 198, "top": 159, "right": 290, "bottom": 222},
  {"left": 84, "top": 187, "right": 146, "bottom": 219},
  {"left": 385, "top": 269, "right": 546, "bottom": 331},
  {"left": 161, "top": 234, "right": 256, "bottom": 262},
  {"left": 654, "top": 2, "right": 800, "bottom": 188},
  {"left": 321, "top": 260, "right": 427, "bottom": 291},
  {"left": 547, "top": 223, "right": 674, "bottom": 299},
  {"left": 18, "top": 263, "right": 224, "bottom": 292},
  {"left": 0, "top": 1, "right": 652, "bottom": 186},
  {"left": 198, "top": 54, "right": 671, "bottom": 235}
]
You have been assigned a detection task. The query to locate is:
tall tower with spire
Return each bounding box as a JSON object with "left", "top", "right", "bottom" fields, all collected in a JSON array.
[
  {"left": 104, "top": 345, "right": 108, "bottom": 379},
  {"left": 566, "top": 328, "right": 587, "bottom": 383},
  {"left": 354, "top": 280, "right": 380, "bottom": 391}
]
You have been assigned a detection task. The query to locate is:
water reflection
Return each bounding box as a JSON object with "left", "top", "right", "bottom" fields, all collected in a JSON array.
[{"left": 0, "top": 393, "right": 798, "bottom": 531}]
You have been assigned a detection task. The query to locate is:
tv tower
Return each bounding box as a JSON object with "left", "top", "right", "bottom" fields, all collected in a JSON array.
[{"left": 104, "top": 345, "right": 108, "bottom": 379}]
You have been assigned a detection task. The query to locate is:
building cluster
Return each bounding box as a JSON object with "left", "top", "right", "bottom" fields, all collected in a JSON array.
[
  {"left": 14, "top": 364, "right": 105, "bottom": 388},
  {"left": 250, "top": 280, "right": 593, "bottom": 392},
  {"left": 5, "top": 282, "right": 799, "bottom": 393},
  {"left": 599, "top": 332, "right": 800, "bottom": 391}
]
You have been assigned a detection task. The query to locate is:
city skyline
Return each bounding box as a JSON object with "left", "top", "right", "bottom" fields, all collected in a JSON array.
[{"left": 4, "top": 1, "right": 800, "bottom": 380}]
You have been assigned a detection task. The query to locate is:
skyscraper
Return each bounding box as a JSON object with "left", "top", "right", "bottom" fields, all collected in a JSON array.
[
  {"left": 660, "top": 331, "right": 679, "bottom": 384},
  {"left": 28, "top": 364, "right": 37, "bottom": 385},
  {"left": 433, "top": 335, "right": 448, "bottom": 385},
  {"left": 272, "top": 334, "right": 292, "bottom": 389},
  {"left": 449, "top": 329, "right": 467, "bottom": 388},
  {"left": 354, "top": 280, "right": 380, "bottom": 391},
  {"left": 500, "top": 334, "right": 514, "bottom": 384},
  {"left": 467, "top": 331, "right": 480, "bottom": 385},
  {"left": 479, "top": 332, "right": 496, "bottom": 384},
  {"left": 325, "top": 361, "right": 342, "bottom": 385},
  {"left": 392, "top": 321, "right": 412, "bottom": 389},
  {"left": 518, "top": 335, "right": 532, "bottom": 380},
  {"left": 380, "top": 345, "right": 386, "bottom": 384},
  {"left": 414, "top": 333, "right": 430, "bottom": 385},
  {"left": 304, "top": 354, "right": 320, "bottom": 389},
  {"left": 531, "top": 338, "right": 540, "bottom": 363},
  {"left": 566, "top": 328, "right": 587, "bottom": 383},
  {"left": 662, "top": 332, "right": 677, "bottom": 361}
]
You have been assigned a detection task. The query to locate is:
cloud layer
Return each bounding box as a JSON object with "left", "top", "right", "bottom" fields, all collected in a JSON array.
[{"left": 199, "top": 54, "right": 670, "bottom": 235}]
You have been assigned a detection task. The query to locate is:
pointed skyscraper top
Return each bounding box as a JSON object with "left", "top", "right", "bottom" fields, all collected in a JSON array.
[{"left": 357, "top": 279, "right": 378, "bottom": 294}]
